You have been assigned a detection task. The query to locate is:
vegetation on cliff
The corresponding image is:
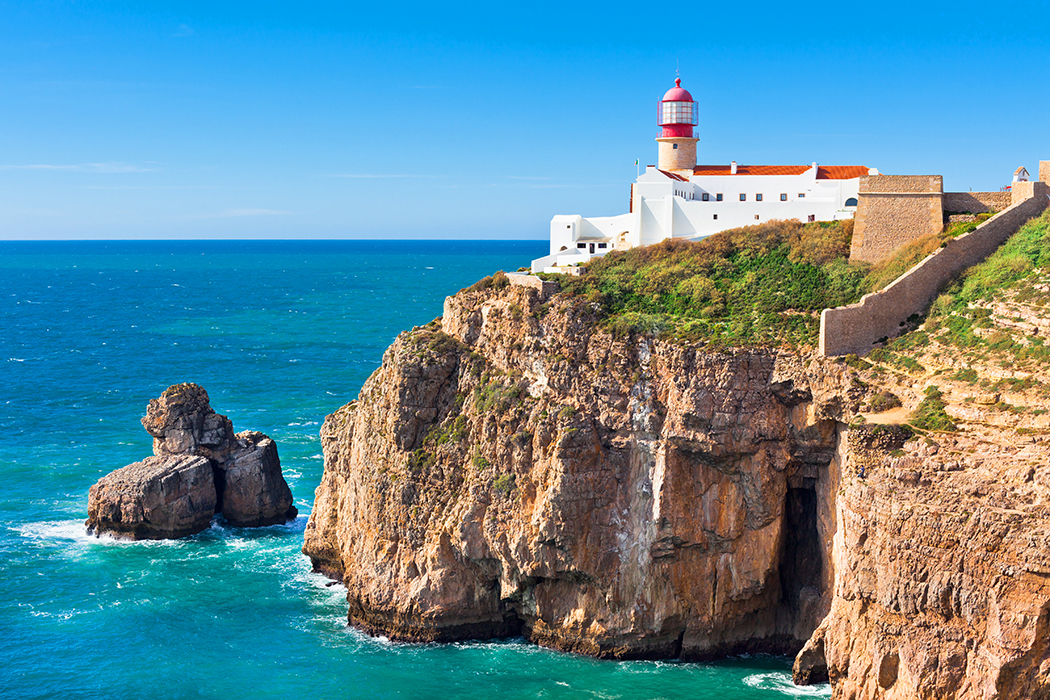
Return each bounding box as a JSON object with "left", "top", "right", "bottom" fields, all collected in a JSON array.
[
  {"left": 550, "top": 219, "right": 863, "bottom": 347},
  {"left": 882, "top": 209, "right": 1050, "bottom": 378}
]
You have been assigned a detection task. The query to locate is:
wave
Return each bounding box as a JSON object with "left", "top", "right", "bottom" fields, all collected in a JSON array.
[{"left": 743, "top": 672, "right": 831, "bottom": 696}]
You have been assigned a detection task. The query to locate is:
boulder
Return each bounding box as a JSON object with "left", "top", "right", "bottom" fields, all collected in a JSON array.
[
  {"left": 221, "top": 431, "right": 298, "bottom": 527},
  {"left": 86, "top": 454, "right": 216, "bottom": 540},
  {"left": 87, "top": 383, "right": 297, "bottom": 540},
  {"left": 142, "top": 382, "right": 237, "bottom": 464}
]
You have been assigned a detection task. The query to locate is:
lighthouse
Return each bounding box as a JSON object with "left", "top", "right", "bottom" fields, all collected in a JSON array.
[{"left": 656, "top": 78, "right": 698, "bottom": 173}]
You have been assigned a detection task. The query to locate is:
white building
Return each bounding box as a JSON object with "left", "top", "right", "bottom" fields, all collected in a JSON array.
[{"left": 532, "top": 79, "right": 877, "bottom": 273}]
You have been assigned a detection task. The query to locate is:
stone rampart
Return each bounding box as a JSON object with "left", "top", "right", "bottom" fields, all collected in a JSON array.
[
  {"left": 820, "top": 185, "right": 1050, "bottom": 356},
  {"left": 943, "top": 191, "right": 1011, "bottom": 214},
  {"left": 850, "top": 175, "right": 944, "bottom": 263},
  {"left": 507, "top": 273, "right": 559, "bottom": 301}
]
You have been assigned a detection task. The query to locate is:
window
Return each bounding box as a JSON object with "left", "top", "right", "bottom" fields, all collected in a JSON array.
[
  {"left": 702, "top": 193, "right": 709, "bottom": 201},
  {"left": 577, "top": 243, "right": 586, "bottom": 249},
  {"left": 845, "top": 197, "right": 859, "bottom": 207},
  {"left": 672, "top": 143, "right": 678, "bottom": 150},
  {"left": 566, "top": 225, "right": 571, "bottom": 229},
  {"left": 713, "top": 214, "right": 718, "bottom": 220},
  {"left": 756, "top": 193, "right": 763, "bottom": 202},
  {"left": 598, "top": 243, "right": 607, "bottom": 249},
  {"left": 798, "top": 193, "right": 805, "bottom": 198},
  {"left": 755, "top": 215, "right": 760, "bottom": 220},
  {"left": 808, "top": 215, "right": 815, "bottom": 222},
  {"left": 716, "top": 193, "right": 723, "bottom": 201},
  {"left": 739, "top": 193, "right": 746, "bottom": 201},
  {"left": 780, "top": 193, "right": 787, "bottom": 201}
]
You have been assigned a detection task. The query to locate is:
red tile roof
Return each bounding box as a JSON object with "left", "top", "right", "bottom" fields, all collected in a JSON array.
[
  {"left": 691, "top": 164, "right": 868, "bottom": 180},
  {"left": 816, "top": 166, "right": 870, "bottom": 180},
  {"left": 658, "top": 169, "right": 689, "bottom": 181}
]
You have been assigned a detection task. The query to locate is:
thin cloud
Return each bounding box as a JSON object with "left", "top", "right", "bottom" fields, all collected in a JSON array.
[
  {"left": 0, "top": 162, "right": 159, "bottom": 173},
  {"left": 329, "top": 173, "right": 443, "bottom": 179},
  {"left": 187, "top": 208, "right": 292, "bottom": 219}
]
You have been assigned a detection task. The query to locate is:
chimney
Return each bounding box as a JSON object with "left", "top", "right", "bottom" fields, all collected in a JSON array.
[{"left": 730, "top": 161, "right": 737, "bottom": 175}]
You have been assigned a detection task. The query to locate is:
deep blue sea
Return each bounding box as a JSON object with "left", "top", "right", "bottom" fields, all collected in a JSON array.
[{"left": 0, "top": 240, "right": 829, "bottom": 699}]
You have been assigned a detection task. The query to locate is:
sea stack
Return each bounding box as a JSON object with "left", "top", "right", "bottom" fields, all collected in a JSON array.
[{"left": 86, "top": 383, "right": 297, "bottom": 539}]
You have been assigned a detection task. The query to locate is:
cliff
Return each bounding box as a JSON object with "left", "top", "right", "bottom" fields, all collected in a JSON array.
[{"left": 304, "top": 262, "right": 1050, "bottom": 697}]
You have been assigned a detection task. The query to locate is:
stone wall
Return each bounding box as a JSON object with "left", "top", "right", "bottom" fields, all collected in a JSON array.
[
  {"left": 943, "top": 191, "right": 1011, "bottom": 214},
  {"left": 850, "top": 175, "right": 944, "bottom": 263},
  {"left": 820, "top": 185, "right": 1050, "bottom": 356},
  {"left": 656, "top": 137, "right": 698, "bottom": 172},
  {"left": 506, "top": 273, "right": 559, "bottom": 301},
  {"left": 1041, "top": 160, "right": 1050, "bottom": 185}
]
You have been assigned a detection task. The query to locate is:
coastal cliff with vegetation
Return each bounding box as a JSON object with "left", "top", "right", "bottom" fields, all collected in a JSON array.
[{"left": 302, "top": 213, "right": 1050, "bottom": 699}]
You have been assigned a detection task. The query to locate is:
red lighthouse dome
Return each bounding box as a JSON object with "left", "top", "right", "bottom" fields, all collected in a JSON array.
[{"left": 657, "top": 78, "right": 698, "bottom": 138}]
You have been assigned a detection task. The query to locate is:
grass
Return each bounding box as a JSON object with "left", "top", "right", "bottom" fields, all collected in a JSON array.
[{"left": 555, "top": 219, "right": 870, "bottom": 348}]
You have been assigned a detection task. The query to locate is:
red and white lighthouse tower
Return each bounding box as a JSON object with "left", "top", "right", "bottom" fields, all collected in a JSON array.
[{"left": 656, "top": 78, "right": 699, "bottom": 173}]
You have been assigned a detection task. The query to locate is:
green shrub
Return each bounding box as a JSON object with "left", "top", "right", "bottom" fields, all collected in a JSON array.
[
  {"left": 869, "top": 391, "right": 902, "bottom": 412},
  {"left": 493, "top": 473, "right": 516, "bottom": 494},
  {"left": 909, "top": 385, "right": 957, "bottom": 432}
]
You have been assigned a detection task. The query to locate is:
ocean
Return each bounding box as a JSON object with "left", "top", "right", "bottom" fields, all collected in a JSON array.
[{"left": 0, "top": 240, "right": 830, "bottom": 699}]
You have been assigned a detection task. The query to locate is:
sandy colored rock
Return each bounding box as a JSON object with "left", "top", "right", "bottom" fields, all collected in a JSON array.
[
  {"left": 303, "top": 284, "right": 858, "bottom": 658},
  {"left": 86, "top": 454, "right": 216, "bottom": 540}
]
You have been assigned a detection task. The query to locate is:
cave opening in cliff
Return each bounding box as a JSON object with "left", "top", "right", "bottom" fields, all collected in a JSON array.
[{"left": 779, "top": 487, "right": 822, "bottom": 623}]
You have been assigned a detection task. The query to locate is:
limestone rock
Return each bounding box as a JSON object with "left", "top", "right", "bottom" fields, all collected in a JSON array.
[
  {"left": 304, "top": 278, "right": 1050, "bottom": 699},
  {"left": 303, "top": 283, "right": 855, "bottom": 657},
  {"left": 142, "top": 382, "right": 237, "bottom": 463},
  {"left": 87, "top": 383, "right": 297, "bottom": 540},
  {"left": 86, "top": 454, "right": 216, "bottom": 540},
  {"left": 221, "top": 431, "right": 297, "bottom": 527}
]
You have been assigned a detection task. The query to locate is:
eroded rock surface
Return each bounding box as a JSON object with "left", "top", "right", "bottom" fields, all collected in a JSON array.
[
  {"left": 87, "top": 383, "right": 296, "bottom": 539},
  {"left": 304, "top": 278, "right": 1050, "bottom": 700},
  {"left": 223, "top": 430, "right": 296, "bottom": 527},
  {"left": 86, "top": 454, "right": 216, "bottom": 539},
  {"left": 303, "top": 283, "right": 857, "bottom": 658}
]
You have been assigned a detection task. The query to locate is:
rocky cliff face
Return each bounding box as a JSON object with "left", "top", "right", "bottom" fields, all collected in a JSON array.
[
  {"left": 303, "top": 283, "right": 857, "bottom": 658},
  {"left": 303, "top": 281, "right": 1050, "bottom": 698}
]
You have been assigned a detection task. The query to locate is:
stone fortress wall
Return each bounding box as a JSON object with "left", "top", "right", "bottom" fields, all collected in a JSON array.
[
  {"left": 943, "top": 191, "right": 1013, "bottom": 214},
  {"left": 821, "top": 167, "right": 1050, "bottom": 357},
  {"left": 849, "top": 175, "right": 945, "bottom": 264}
]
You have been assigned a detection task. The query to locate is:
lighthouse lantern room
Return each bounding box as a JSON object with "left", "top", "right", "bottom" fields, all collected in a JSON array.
[{"left": 656, "top": 78, "right": 699, "bottom": 172}]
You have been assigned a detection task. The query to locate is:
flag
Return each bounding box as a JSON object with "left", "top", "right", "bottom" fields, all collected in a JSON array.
[{"left": 634, "top": 159, "right": 639, "bottom": 166}]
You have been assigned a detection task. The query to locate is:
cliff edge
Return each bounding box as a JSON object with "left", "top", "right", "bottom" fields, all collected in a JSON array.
[{"left": 304, "top": 212, "right": 1050, "bottom": 699}]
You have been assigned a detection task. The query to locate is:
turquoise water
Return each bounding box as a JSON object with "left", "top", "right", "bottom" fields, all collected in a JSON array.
[{"left": 0, "top": 241, "right": 829, "bottom": 699}]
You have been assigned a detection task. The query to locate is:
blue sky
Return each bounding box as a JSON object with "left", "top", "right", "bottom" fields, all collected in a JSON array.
[{"left": 2, "top": 1, "right": 1049, "bottom": 240}]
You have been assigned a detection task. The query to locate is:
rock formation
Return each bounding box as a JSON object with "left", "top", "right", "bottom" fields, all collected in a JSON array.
[
  {"left": 303, "top": 283, "right": 857, "bottom": 657},
  {"left": 87, "top": 383, "right": 297, "bottom": 539},
  {"left": 86, "top": 455, "right": 216, "bottom": 539},
  {"left": 303, "top": 278, "right": 1050, "bottom": 700}
]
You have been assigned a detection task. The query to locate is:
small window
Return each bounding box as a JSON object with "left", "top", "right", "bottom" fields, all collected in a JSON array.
[
  {"left": 780, "top": 193, "right": 787, "bottom": 201},
  {"left": 566, "top": 224, "right": 571, "bottom": 229},
  {"left": 577, "top": 243, "right": 586, "bottom": 249},
  {"left": 739, "top": 193, "right": 746, "bottom": 201},
  {"left": 808, "top": 215, "right": 815, "bottom": 222},
  {"left": 597, "top": 243, "right": 607, "bottom": 249},
  {"left": 798, "top": 193, "right": 805, "bottom": 199},
  {"left": 713, "top": 214, "right": 718, "bottom": 220},
  {"left": 672, "top": 143, "right": 678, "bottom": 150},
  {"left": 845, "top": 197, "right": 859, "bottom": 207},
  {"left": 702, "top": 193, "right": 709, "bottom": 201},
  {"left": 756, "top": 193, "right": 763, "bottom": 202},
  {"left": 755, "top": 215, "right": 760, "bottom": 220},
  {"left": 716, "top": 193, "right": 723, "bottom": 201}
]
